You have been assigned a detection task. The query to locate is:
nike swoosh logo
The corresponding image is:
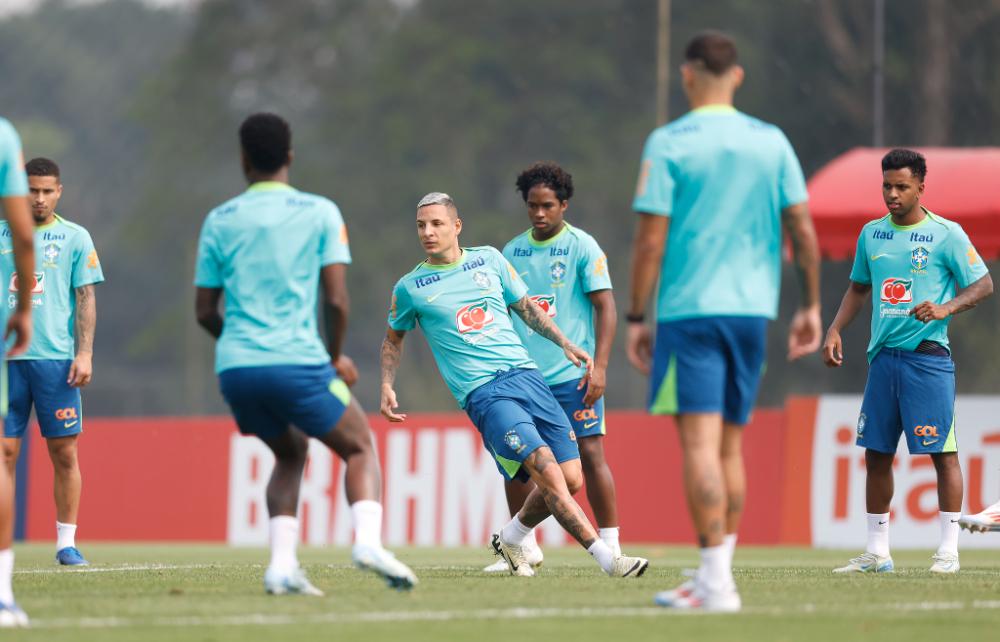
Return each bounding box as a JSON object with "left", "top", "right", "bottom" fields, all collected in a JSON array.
[
  {"left": 583, "top": 421, "right": 598, "bottom": 429},
  {"left": 878, "top": 521, "right": 887, "bottom": 525},
  {"left": 426, "top": 292, "right": 444, "bottom": 302},
  {"left": 923, "top": 439, "right": 939, "bottom": 446},
  {"left": 871, "top": 254, "right": 887, "bottom": 260},
  {"left": 64, "top": 421, "right": 78, "bottom": 428},
  {"left": 0, "top": 249, "right": 12, "bottom": 254},
  {"left": 951, "top": 519, "right": 960, "bottom": 523}
]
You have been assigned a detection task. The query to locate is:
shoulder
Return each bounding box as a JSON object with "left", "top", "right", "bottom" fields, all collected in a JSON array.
[
  {"left": 467, "top": 245, "right": 502, "bottom": 259},
  {"left": 206, "top": 193, "right": 245, "bottom": 222},
  {"left": 503, "top": 230, "right": 531, "bottom": 254},
  {"left": 862, "top": 215, "right": 891, "bottom": 230},
  {"left": 54, "top": 216, "right": 95, "bottom": 245},
  {"left": 295, "top": 191, "right": 341, "bottom": 213},
  {"left": 924, "top": 211, "right": 959, "bottom": 232},
  {"left": 0, "top": 118, "right": 18, "bottom": 144},
  {"left": 565, "top": 223, "right": 599, "bottom": 247}
]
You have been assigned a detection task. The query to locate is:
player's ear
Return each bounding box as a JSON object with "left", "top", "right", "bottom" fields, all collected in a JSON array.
[
  {"left": 285, "top": 150, "right": 294, "bottom": 169},
  {"left": 917, "top": 180, "right": 925, "bottom": 197},
  {"left": 239, "top": 146, "right": 252, "bottom": 176},
  {"left": 455, "top": 218, "right": 462, "bottom": 235},
  {"left": 730, "top": 65, "right": 745, "bottom": 90}
]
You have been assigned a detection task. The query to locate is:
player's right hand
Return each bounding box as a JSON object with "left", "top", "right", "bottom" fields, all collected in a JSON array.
[
  {"left": 5, "top": 308, "right": 31, "bottom": 357},
  {"left": 822, "top": 328, "right": 843, "bottom": 368},
  {"left": 334, "top": 354, "right": 358, "bottom": 387},
  {"left": 380, "top": 384, "right": 406, "bottom": 422},
  {"left": 625, "top": 322, "right": 652, "bottom": 375}
]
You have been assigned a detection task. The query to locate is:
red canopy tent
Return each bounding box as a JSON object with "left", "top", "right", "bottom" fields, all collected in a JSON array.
[{"left": 807, "top": 147, "right": 1000, "bottom": 261}]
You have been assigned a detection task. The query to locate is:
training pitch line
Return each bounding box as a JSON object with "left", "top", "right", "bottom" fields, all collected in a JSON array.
[{"left": 26, "top": 601, "right": 1000, "bottom": 629}]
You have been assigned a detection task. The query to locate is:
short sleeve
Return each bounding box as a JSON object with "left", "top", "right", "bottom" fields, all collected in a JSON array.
[
  {"left": 388, "top": 279, "right": 416, "bottom": 331},
  {"left": 849, "top": 231, "right": 871, "bottom": 285},
  {"left": 319, "top": 201, "right": 352, "bottom": 266},
  {"left": 494, "top": 249, "right": 528, "bottom": 305},
  {"left": 944, "top": 226, "right": 989, "bottom": 288},
  {"left": 71, "top": 229, "right": 104, "bottom": 288},
  {"left": 0, "top": 121, "right": 28, "bottom": 198},
  {"left": 578, "top": 236, "right": 612, "bottom": 293},
  {"left": 778, "top": 134, "right": 808, "bottom": 210},
  {"left": 631, "top": 130, "right": 675, "bottom": 217},
  {"left": 194, "top": 216, "right": 223, "bottom": 288}
]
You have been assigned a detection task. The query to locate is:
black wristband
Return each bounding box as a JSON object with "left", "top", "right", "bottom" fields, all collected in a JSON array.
[{"left": 625, "top": 313, "right": 645, "bottom": 323}]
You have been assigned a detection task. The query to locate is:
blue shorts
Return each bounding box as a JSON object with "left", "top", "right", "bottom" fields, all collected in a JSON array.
[
  {"left": 648, "top": 316, "right": 768, "bottom": 425},
  {"left": 857, "top": 348, "right": 957, "bottom": 455},
  {"left": 549, "top": 378, "right": 605, "bottom": 439},
  {"left": 464, "top": 367, "right": 580, "bottom": 483},
  {"left": 3, "top": 360, "right": 82, "bottom": 439},
  {"left": 219, "top": 364, "right": 350, "bottom": 441}
]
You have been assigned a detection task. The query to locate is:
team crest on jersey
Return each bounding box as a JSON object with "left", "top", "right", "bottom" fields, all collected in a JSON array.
[
  {"left": 9, "top": 272, "right": 43, "bottom": 294},
  {"left": 911, "top": 246, "right": 929, "bottom": 270},
  {"left": 880, "top": 277, "right": 912, "bottom": 305},
  {"left": 550, "top": 260, "right": 566, "bottom": 283},
  {"left": 456, "top": 299, "right": 494, "bottom": 333},
  {"left": 472, "top": 270, "right": 491, "bottom": 289},
  {"left": 529, "top": 294, "right": 556, "bottom": 318},
  {"left": 43, "top": 243, "right": 60, "bottom": 264},
  {"left": 857, "top": 413, "right": 866, "bottom": 437},
  {"left": 504, "top": 430, "right": 526, "bottom": 454}
]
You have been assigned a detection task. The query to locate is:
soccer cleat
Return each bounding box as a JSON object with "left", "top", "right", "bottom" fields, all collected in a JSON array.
[
  {"left": 929, "top": 552, "right": 960, "bottom": 573},
  {"left": 958, "top": 502, "right": 1000, "bottom": 533},
  {"left": 833, "top": 552, "right": 894, "bottom": 573},
  {"left": 483, "top": 544, "right": 543, "bottom": 572},
  {"left": 655, "top": 581, "right": 741, "bottom": 612},
  {"left": 55, "top": 547, "right": 89, "bottom": 566},
  {"left": 608, "top": 554, "right": 649, "bottom": 578},
  {"left": 0, "top": 602, "right": 28, "bottom": 628},
  {"left": 352, "top": 544, "right": 418, "bottom": 591},
  {"left": 489, "top": 529, "right": 535, "bottom": 577},
  {"left": 263, "top": 566, "right": 325, "bottom": 596}
]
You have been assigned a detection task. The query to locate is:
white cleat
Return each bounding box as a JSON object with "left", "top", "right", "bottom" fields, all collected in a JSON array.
[
  {"left": 483, "top": 545, "right": 543, "bottom": 572},
  {"left": 0, "top": 602, "right": 29, "bottom": 628},
  {"left": 929, "top": 552, "right": 960, "bottom": 574},
  {"left": 352, "top": 544, "right": 418, "bottom": 591},
  {"left": 609, "top": 554, "right": 649, "bottom": 578},
  {"left": 490, "top": 529, "right": 535, "bottom": 577},
  {"left": 833, "top": 552, "right": 894, "bottom": 573},
  {"left": 655, "top": 581, "right": 741, "bottom": 612},
  {"left": 958, "top": 502, "right": 1000, "bottom": 533},
  {"left": 263, "top": 566, "right": 325, "bottom": 596}
]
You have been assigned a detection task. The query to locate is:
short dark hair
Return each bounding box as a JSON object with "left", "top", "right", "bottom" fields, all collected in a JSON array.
[
  {"left": 684, "top": 30, "right": 738, "bottom": 75},
  {"left": 515, "top": 161, "right": 574, "bottom": 202},
  {"left": 25, "top": 157, "right": 60, "bottom": 181},
  {"left": 881, "top": 148, "right": 927, "bottom": 182},
  {"left": 239, "top": 113, "right": 291, "bottom": 174}
]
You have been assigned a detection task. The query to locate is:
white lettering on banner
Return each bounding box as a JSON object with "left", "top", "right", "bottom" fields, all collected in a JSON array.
[
  {"left": 385, "top": 430, "right": 440, "bottom": 546},
  {"left": 440, "top": 430, "right": 508, "bottom": 546},
  {"left": 812, "top": 396, "right": 1000, "bottom": 550},
  {"left": 227, "top": 434, "right": 273, "bottom": 546},
  {"left": 299, "top": 442, "right": 333, "bottom": 546}
]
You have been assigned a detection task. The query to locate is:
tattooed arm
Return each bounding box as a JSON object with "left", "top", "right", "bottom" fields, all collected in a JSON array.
[
  {"left": 380, "top": 326, "right": 407, "bottom": 422},
  {"left": 911, "top": 273, "right": 993, "bottom": 323},
  {"left": 509, "top": 295, "right": 594, "bottom": 378},
  {"left": 68, "top": 284, "right": 96, "bottom": 388}
]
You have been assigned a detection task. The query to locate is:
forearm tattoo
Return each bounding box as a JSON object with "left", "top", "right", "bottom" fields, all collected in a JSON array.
[
  {"left": 511, "top": 295, "right": 574, "bottom": 349},
  {"left": 380, "top": 332, "right": 404, "bottom": 386},
  {"left": 75, "top": 284, "right": 96, "bottom": 355},
  {"left": 945, "top": 275, "right": 992, "bottom": 316}
]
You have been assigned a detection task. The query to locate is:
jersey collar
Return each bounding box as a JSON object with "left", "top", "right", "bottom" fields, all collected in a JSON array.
[
  {"left": 422, "top": 248, "right": 467, "bottom": 270},
  {"left": 888, "top": 206, "right": 932, "bottom": 231},
  {"left": 527, "top": 222, "right": 570, "bottom": 248},
  {"left": 690, "top": 104, "right": 738, "bottom": 115},
  {"left": 34, "top": 213, "right": 63, "bottom": 232},
  {"left": 246, "top": 181, "right": 295, "bottom": 193}
]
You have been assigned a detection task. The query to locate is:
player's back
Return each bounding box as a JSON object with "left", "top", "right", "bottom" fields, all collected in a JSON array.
[
  {"left": 195, "top": 182, "right": 351, "bottom": 373},
  {"left": 633, "top": 107, "right": 807, "bottom": 321}
]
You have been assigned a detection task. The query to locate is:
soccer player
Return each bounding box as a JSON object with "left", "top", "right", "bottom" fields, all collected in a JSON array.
[
  {"left": 380, "top": 192, "right": 648, "bottom": 579},
  {"left": 0, "top": 117, "right": 37, "bottom": 628},
  {"left": 1, "top": 158, "right": 103, "bottom": 568},
  {"left": 195, "top": 113, "right": 417, "bottom": 595},
  {"left": 823, "top": 149, "right": 993, "bottom": 574},
  {"left": 626, "top": 31, "right": 821, "bottom": 611},
  {"left": 483, "top": 162, "right": 620, "bottom": 573}
]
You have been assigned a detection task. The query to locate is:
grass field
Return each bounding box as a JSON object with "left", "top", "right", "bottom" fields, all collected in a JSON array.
[{"left": 5, "top": 543, "right": 999, "bottom": 640}]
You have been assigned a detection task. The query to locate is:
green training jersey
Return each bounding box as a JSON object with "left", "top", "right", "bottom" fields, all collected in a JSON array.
[
  {"left": 387, "top": 246, "right": 536, "bottom": 408},
  {"left": 849, "top": 208, "right": 989, "bottom": 362},
  {"left": 1, "top": 215, "right": 104, "bottom": 360},
  {"left": 502, "top": 223, "right": 611, "bottom": 386}
]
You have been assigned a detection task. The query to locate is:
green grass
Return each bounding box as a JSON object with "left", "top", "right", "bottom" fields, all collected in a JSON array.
[{"left": 6, "top": 543, "right": 999, "bottom": 640}]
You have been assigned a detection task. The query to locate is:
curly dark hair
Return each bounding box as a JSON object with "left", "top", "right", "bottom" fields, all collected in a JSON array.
[
  {"left": 515, "top": 161, "right": 574, "bottom": 202},
  {"left": 881, "top": 148, "right": 927, "bottom": 182},
  {"left": 25, "top": 157, "right": 60, "bottom": 180},
  {"left": 239, "top": 112, "right": 291, "bottom": 174}
]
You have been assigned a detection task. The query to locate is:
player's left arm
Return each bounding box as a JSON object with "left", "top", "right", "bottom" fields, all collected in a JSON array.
[
  {"left": 510, "top": 294, "right": 593, "bottom": 378},
  {"left": 626, "top": 213, "right": 668, "bottom": 375},
  {"left": 67, "top": 284, "right": 96, "bottom": 388},
  {"left": 781, "top": 201, "right": 822, "bottom": 361},
  {"left": 911, "top": 273, "right": 993, "bottom": 323},
  {"left": 912, "top": 235, "right": 993, "bottom": 323},
  {"left": 320, "top": 263, "right": 357, "bottom": 386},
  {"left": 195, "top": 287, "right": 224, "bottom": 338},
  {"left": 582, "top": 288, "right": 615, "bottom": 407}
]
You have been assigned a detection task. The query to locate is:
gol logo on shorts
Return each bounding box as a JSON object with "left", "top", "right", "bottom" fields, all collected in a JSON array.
[
  {"left": 914, "top": 425, "right": 939, "bottom": 437},
  {"left": 55, "top": 408, "right": 78, "bottom": 421},
  {"left": 573, "top": 408, "right": 599, "bottom": 422}
]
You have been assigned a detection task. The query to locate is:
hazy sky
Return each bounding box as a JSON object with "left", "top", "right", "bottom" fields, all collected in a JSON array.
[{"left": 0, "top": 0, "right": 203, "bottom": 19}]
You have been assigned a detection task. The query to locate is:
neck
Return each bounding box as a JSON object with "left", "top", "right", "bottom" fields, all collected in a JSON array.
[
  {"left": 246, "top": 167, "right": 289, "bottom": 186},
  {"left": 891, "top": 204, "right": 926, "bottom": 227},
  {"left": 531, "top": 220, "right": 565, "bottom": 242},
  {"left": 426, "top": 244, "right": 463, "bottom": 266},
  {"left": 686, "top": 90, "right": 734, "bottom": 111},
  {"left": 35, "top": 213, "right": 56, "bottom": 227}
]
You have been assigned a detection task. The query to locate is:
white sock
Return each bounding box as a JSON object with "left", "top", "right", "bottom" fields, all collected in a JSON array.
[
  {"left": 588, "top": 539, "right": 615, "bottom": 575},
  {"left": 0, "top": 549, "right": 14, "bottom": 605},
  {"left": 56, "top": 522, "right": 77, "bottom": 551},
  {"left": 698, "top": 544, "right": 731, "bottom": 593},
  {"left": 866, "top": 512, "right": 890, "bottom": 557},
  {"left": 599, "top": 527, "right": 620, "bottom": 556},
  {"left": 502, "top": 515, "right": 533, "bottom": 547},
  {"left": 350, "top": 500, "right": 383, "bottom": 549},
  {"left": 268, "top": 515, "right": 300, "bottom": 572},
  {"left": 938, "top": 511, "right": 961, "bottom": 555},
  {"left": 522, "top": 527, "right": 538, "bottom": 551},
  {"left": 723, "top": 533, "right": 737, "bottom": 565}
]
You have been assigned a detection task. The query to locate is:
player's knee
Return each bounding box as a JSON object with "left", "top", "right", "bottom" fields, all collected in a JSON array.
[
  {"left": 562, "top": 466, "right": 584, "bottom": 495},
  {"left": 47, "top": 440, "right": 78, "bottom": 471}
]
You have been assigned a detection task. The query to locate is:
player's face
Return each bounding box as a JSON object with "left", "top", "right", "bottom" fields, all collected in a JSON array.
[
  {"left": 417, "top": 204, "right": 461, "bottom": 257},
  {"left": 525, "top": 185, "right": 567, "bottom": 237},
  {"left": 28, "top": 175, "right": 62, "bottom": 224},
  {"left": 882, "top": 168, "right": 924, "bottom": 217}
]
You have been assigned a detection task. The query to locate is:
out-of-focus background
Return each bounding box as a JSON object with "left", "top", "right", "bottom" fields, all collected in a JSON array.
[{"left": 1, "top": 0, "right": 998, "bottom": 416}]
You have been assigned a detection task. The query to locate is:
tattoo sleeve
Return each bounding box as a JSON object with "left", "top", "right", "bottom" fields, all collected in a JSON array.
[
  {"left": 510, "top": 295, "right": 573, "bottom": 349},
  {"left": 75, "top": 284, "right": 96, "bottom": 355},
  {"left": 380, "top": 328, "right": 405, "bottom": 387},
  {"left": 782, "top": 202, "right": 821, "bottom": 307},
  {"left": 945, "top": 273, "right": 993, "bottom": 316}
]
